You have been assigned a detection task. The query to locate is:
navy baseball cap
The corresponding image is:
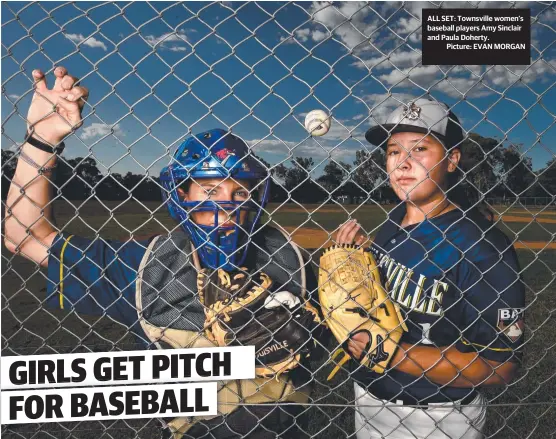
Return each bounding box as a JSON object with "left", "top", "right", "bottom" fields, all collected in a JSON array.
[{"left": 365, "top": 98, "right": 465, "bottom": 150}]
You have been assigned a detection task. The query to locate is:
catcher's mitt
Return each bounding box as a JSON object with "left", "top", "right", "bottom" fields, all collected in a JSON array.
[
  {"left": 198, "top": 267, "right": 321, "bottom": 377},
  {"left": 318, "top": 245, "right": 408, "bottom": 379}
]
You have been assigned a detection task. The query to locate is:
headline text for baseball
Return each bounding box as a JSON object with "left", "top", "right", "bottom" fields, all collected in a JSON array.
[
  {"left": 1, "top": 346, "right": 255, "bottom": 389},
  {"left": 1, "top": 383, "right": 217, "bottom": 424}
]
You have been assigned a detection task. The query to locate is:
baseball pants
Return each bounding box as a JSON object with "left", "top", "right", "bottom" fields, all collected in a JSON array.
[{"left": 353, "top": 383, "right": 487, "bottom": 439}]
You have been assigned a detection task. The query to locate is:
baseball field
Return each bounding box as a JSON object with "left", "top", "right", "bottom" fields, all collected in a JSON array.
[{"left": 2, "top": 199, "right": 555, "bottom": 438}]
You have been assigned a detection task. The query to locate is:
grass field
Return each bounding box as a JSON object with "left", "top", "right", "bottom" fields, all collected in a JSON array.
[
  {"left": 30, "top": 200, "right": 556, "bottom": 245},
  {"left": 2, "top": 199, "right": 555, "bottom": 438}
]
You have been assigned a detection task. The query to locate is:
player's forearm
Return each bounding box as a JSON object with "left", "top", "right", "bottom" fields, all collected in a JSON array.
[
  {"left": 391, "top": 342, "right": 498, "bottom": 387},
  {"left": 4, "top": 142, "right": 58, "bottom": 258}
]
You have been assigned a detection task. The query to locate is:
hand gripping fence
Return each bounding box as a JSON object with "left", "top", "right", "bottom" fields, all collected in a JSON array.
[{"left": 1, "top": 2, "right": 555, "bottom": 438}]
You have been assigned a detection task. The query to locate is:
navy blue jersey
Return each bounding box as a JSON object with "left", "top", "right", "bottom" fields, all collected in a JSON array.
[
  {"left": 352, "top": 205, "right": 525, "bottom": 403},
  {"left": 45, "top": 233, "right": 153, "bottom": 342}
]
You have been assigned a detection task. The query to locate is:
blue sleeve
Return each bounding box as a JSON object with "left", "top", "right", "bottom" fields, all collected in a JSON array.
[
  {"left": 46, "top": 233, "right": 152, "bottom": 328},
  {"left": 455, "top": 245, "right": 525, "bottom": 363}
]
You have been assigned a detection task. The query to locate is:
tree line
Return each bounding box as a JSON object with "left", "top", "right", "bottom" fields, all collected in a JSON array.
[
  {"left": 269, "top": 133, "right": 555, "bottom": 204},
  {"left": 2, "top": 132, "right": 555, "bottom": 204}
]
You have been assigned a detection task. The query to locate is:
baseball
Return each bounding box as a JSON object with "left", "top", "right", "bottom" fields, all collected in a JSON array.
[
  {"left": 305, "top": 109, "right": 331, "bottom": 136},
  {"left": 264, "top": 291, "right": 300, "bottom": 309}
]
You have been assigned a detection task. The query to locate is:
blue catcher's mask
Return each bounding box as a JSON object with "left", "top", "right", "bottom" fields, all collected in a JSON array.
[{"left": 160, "top": 129, "right": 270, "bottom": 270}]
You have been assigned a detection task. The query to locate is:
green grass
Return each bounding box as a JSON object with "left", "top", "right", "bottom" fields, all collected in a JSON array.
[
  {"left": 2, "top": 199, "right": 555, "bottom": 438},
  {"left": 264, "top": 203, "right": 556, "bottom": 243}
]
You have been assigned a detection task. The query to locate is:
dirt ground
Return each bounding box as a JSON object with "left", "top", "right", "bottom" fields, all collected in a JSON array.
[{"left": 284, "top": 226, "right": 556, "bottom": 250}]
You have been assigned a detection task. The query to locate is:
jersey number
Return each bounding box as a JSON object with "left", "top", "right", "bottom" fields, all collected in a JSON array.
[{"left": 419, "top": 323, "right": 434, "bottom": 345}]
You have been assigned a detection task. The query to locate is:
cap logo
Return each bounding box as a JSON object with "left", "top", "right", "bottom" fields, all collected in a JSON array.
[
  {"left": 403, "top": 102, "right": 421, "bottom": 121},
  {"left": 215, "top": 148, "right": 236, "bottom": 166}
]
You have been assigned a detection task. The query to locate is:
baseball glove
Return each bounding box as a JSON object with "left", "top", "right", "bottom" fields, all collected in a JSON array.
[
  {"left": 197, "top": 267, "right": 322, "bottom": 377},
  {"left": 318, "top": 245, "right": 408, "bottom": 379}
]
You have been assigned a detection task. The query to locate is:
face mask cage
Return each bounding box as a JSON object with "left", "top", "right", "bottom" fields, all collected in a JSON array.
[{"left": 160, "top": 171, "right": 270, "bottom": 270}]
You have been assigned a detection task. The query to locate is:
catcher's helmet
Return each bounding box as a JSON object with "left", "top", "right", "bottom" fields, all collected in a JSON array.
[{"left": 160, "top": 129, "right": 270, "bottom": 270}]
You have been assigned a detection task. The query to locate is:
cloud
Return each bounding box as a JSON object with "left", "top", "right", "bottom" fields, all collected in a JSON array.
[
  {"left": 294, "top": 28, "right": 311, "bottom": 42},
  {"left": 307, "top": 1, "right": 554, "bottom": 100},
  {"left": 168, "top": 46, "right": 188, "bottom": 52},
  {"left": 307, "top": 2, "right": 379, "bottom": 50},
  {"left": 395, "top": 15, "right": 421, "bottom": 43},
  {"left": 66, "top": 33, "right": 107, "bottom": 51},
  {"left": 248, "top": 137, "right": 350, "bottom": 161},
  {"left": 280, "top": 28, "right": 323, "bottom": 45},
  {"left": 531, "top": 25, "right": 542, "bottom": 49},
  {"left": 292, "top": 28, "right": 328, "bottom": 44},
  {"left": 539, "top": 8, "right": 556, "bottom": 22},
  {"left": 279, "top": 35, "right": 295, "bottom": 44},
  {"left": 352, "top": 49, "right": 422, "bottom": 70},
  {"left": 80, "top": 123, "right": 124, "bottom": 140},
  {"left": 363, "top": 93, "right": 416, "bottom": 123},
  {"left": 372, "top": 66, "right": 492, "bottom": 98},
  {"left": 366, "top": 57, "right": 553, "bottom": 100},
  {"left": 434, "top": 77, "right": 492, "bottom": 98},
  {"left": 363, "top": 93, "right": 414, "bottom": 106},
  {"left": 377, "top": 65, "right": 440, "bottom": 87},
  {"left": 483, "top": 61, "right": 556, "bottom": 87},
  {"left": 143, "top": 30, "right": 189, "bottom": 51},
  {"left": 319, "top": 120, "right": 365, "bottom": 142},
  {"left": 7, "top": 94, "right": 20, "bottom": 100},
  {"left": 249, "top": 138, "right": 300, "bottom": 153},
  {"left": 364, "top": 92, "right": 415, "bottom": 106},
  {"left": 312, "top": 29, "right": 328, "bottom": 42},
  {"left": 386, "top": 1, "right": 432, "bottom": 44},
  {"left": 357, "top": 49, "right": 553, "bottom": 99}
]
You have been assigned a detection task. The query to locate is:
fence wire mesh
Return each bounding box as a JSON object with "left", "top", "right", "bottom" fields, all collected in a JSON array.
[{"left": 1, "top": 1, "right": 555, "bottom": 439}]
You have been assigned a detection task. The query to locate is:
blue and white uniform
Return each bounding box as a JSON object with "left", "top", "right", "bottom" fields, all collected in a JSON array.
[
  {"left": 353, "top": 205, "right": 525, "bottom": 439},
  {"left": 356, "top": 97, "right": 526, "bottom": 439}
]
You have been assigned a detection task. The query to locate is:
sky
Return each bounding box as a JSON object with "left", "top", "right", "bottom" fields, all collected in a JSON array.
[{"left": 2, "top": 1, "right": 555, "bottom": 179}]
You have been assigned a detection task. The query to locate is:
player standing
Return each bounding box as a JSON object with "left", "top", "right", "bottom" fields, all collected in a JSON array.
[
  {"left": 3, "top": 66, "right": 321, "bottom": 438},
  {"left": 331, "top": 98, "right": 525, "bottom": 438}
]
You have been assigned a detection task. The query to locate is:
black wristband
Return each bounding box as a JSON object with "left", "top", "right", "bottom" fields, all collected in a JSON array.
[{"left": 24, "top": 132, "right": 65, "bottom": 153}]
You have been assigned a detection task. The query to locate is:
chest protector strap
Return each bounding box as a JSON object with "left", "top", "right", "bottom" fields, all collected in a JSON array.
[{"left": 135, "top": 231, "right": 311, "bottom": 438}]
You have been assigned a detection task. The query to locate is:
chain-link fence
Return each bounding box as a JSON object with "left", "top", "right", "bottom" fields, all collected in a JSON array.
[{"left": 2, "top": 1, "right": 555, "bottom": 438}]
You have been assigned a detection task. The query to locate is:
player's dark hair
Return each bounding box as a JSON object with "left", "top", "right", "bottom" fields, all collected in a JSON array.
[
  {"left": 445, "top": 149, "right": 494, "bottom": 223},
  {"left": 176, "top": 179, "right": 191, "bottom": 199}
]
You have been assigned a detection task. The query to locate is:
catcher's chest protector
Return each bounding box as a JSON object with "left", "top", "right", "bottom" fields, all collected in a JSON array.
[
  {"left": 136, "top": 227, "right": 307, "bottom": 344},
  {"left": 135, "top": 228, "right": 311, "bottom": 437}
]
